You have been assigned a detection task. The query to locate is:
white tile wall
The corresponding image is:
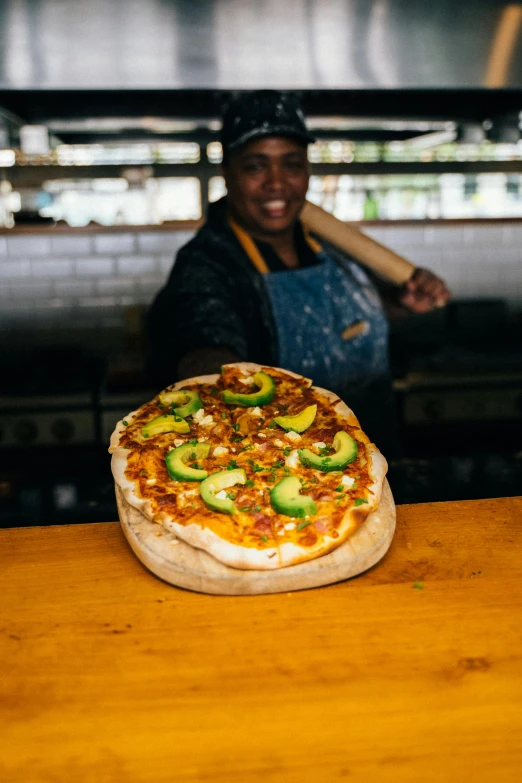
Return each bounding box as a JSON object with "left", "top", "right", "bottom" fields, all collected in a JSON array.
[
  {"left": 364, "top": 222, "right": 522, "bottom": 304},
  {"left": 116, "top": 255, "right": 157, "bottom": 275},
  {"left": 6, "top": 236, "right": 52, "bottom": 256},
  {"left": 93, "top": 233, "right": 136, "bottom": 255},
  {"left": 50, "top": 235, "right": 93, "bottom": 255},
  {"left": 0, "top": 224, "right": 520, "bottom": 336}
]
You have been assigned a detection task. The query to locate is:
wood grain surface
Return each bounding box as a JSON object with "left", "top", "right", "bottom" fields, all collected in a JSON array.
[
  {"left": 116, "top": 480, "right": 396, "bottom": 595},
  {"left": 1, "top": 495, "right": 521, "bottom": 783}
]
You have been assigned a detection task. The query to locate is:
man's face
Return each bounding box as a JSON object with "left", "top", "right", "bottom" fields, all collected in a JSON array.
[{"left": 223, "top": 136, "right": 309, "bottom": 239}]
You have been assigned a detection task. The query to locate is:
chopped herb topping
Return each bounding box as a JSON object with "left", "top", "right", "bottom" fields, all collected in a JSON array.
[
  {"left": 297, "top": 520, "right": 311, "bottom": 531},
  {"left": 221, "top": 412, "right": 227, "bottom": 419},
  {"left": 245, "top": 479, "right": 255, "bottom": 487},
  {"left": 122, "top": 420, "right": 129, "bottom": 426},
  {"left": 248, "top": 459, "right": 265, "bottom": 473},
  {"left": 210, "top": 387, "right": 218, "bottom": 396},
  {"left": 283, "top": 447, "right": 292, "bottom": 456},
  {"left": 254, "top": 505, "right": 262, "bottom": 513},
  {"left": 268, "top": 420, "right": 276, "bottom": 429},
  {"left": 353, "top": 498, "right": 368, "bottom": 507},
  {"left": 226, "top": 492, "right": 236, "bottom": 500},
  {"left": 413, "top": 581, "right": 424, "bottom": 590},
  {"left": 261, "top": 535, "right": 268, "bottom": 542},
  {"left": 319, "top": 445, "right": 333, "bottom": 456},
  {"left": 139, "top": 469, "right": 149, "bottom": 477},
  {"left": 227, "top": 459, "right": 238, "bottom": 470},
  {"left": 232, "top": 423, "right": 240, "bottom": 431},
  {"left": 240, "top": 505, "right": 251, "bottom": 512},
  {"left": 335, "top": 485, "right": 344, "bottom": 492}
]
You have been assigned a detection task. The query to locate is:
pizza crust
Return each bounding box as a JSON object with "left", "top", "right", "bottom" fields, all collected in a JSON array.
[
  {"left": 276, "top": 444, "right": 388, "bottom": 568},
  {"left": 116, "top": 480, "right": 396, "bottom": 594},
  {"left": 110, "top": 362, "right": 391, "bottom": 572},
  {"left": 161, "top": 516, "right": 280, "bottom": 569}
]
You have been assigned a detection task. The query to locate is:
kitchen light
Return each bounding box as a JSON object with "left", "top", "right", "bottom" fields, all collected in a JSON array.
[{"left": 0, "top": 149, "right": 15, "bottom": 166}]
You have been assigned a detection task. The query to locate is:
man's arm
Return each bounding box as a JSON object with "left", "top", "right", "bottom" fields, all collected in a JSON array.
[
  {"left": 376, "top": 267, "right": 451, "bottom": 319},
  {"left": 146, "top": 246, "right": 249, "bottom": 388}
]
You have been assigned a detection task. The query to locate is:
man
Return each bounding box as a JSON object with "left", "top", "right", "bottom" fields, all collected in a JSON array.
[{"left": 147, "top": 90, "right": 450, "bottom": 455}]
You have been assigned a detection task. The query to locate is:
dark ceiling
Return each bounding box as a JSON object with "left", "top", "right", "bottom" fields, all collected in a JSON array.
[
  {"left": 1, "top": 88, "right": 522, "bottom": 142},
  {"left": 0, "top": 0, "right": 521, "bottom": 143}
]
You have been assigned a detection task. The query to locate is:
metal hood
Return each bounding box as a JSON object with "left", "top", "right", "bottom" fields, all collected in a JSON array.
[{"left": 0, "top": 0, "right": 521, "bottom": 91}]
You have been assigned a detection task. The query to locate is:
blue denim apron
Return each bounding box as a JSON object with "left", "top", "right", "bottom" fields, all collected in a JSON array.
[
  {"left": 229, "top": 219, "right": 398, "bottom": 454},
  {"left": 263, "top": 250, "right": 389, "bottom": 394}
]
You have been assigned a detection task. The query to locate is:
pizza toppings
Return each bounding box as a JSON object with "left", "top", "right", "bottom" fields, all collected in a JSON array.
[
  {"left": 142, "top": 414, "right": 190, "bottom": 438},
  {"left": 285, "top": 449, "right": 300, "bottom": 469},
  {"left": 165, "top": 442, "right": 211, "bottom": 481},
  {"left": 298, "top": 431, "right": 357, "bottom": 472},
  {"left": 270, "top": 476, "right": 318, "bottom": 519},
  {"left": 110, "top": 363, "right": 386, "bottom": 567},
  {"left": 273, "top": 404, "right": 317, "bottom": 433},
  {"left": 199, "top": 468, "right": 247, "bottom": 515},
  {"left": 222, "top": 371, "right": 276, "bottom": 407},
  {"left": 158, "top": 389, "right": 203, "bottom": 418}
]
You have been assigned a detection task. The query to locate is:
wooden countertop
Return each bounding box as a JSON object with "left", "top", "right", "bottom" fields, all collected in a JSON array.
[{"left": 1, "top": 495, "right": 521, "bottom": 783}]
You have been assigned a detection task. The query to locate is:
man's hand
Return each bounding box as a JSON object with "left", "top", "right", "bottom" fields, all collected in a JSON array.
[{"left": 398, "top": 267, "right": 451, "bottom": 314}]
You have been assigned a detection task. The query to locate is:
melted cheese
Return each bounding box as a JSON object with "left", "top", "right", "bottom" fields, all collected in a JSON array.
[{"left": 118, "top": 366, "right": 373, "bottom": 555}]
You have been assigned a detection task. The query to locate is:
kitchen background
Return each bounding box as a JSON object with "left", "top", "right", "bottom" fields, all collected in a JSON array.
[{"left": 0, "top": 0, "right": 521, "bottom": 525}]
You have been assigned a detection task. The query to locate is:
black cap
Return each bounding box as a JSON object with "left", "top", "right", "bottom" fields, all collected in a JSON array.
[{"left": 220, "top": 90, "right": 316, "bottom": 155}]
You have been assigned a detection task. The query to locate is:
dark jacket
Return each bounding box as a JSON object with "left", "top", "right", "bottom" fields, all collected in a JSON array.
[{"left": 147, "top": 198, "right": 318, "bottom": 388}]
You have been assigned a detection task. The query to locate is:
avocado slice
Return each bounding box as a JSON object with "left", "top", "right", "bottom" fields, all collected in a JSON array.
[
  {"left": 298, "top": 431, "right": 357, "bottom": 473},
  {"left": 274, "top": 404, "right": 317, "bottom": 433},
  {"left": 222, "top": 371, "right": 275, "bottom": 407},
  {"left": 157, "top": 390, "right": 203, "bottom": 418},
  {"left": 165, "top": 442, "right": 211, "bottom": 481},
  {"left": 142, "top": 414, "right": 190, "bottom": 438},
  {"left": 270, "top": 476, "right": 317, "bottom": 519},
  {"left": 199, "top": 468, "right": 246, "bottom": 514}
]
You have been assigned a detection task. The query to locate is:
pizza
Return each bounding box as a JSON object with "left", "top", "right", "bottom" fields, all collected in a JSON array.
[{"left": 109, "top": 362, "right": 388, "bottom": 570}]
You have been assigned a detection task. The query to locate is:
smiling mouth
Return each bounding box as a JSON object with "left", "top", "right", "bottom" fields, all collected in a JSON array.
[{"left": 261, "top": 200, "right": 288, "bottom": 217}]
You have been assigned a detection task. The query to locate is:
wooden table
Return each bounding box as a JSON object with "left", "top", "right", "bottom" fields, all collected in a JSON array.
[{"left": 1, "top": 496, "right": 521, "bottom": 783}]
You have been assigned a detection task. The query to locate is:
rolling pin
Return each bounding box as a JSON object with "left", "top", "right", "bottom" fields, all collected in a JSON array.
[{"left": 301, "top": 200, "right": 416, "bottom": 286}]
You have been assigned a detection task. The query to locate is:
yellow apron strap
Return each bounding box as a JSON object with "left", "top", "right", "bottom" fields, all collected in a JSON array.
[
  {"left": 228, "top": 216, "right": 323, "bottom": 274},
  {"left": 228, "top": 217, "right": 270, "bottom": 274},
  {"left": 303, "top": 229, "right": 323, "bottom": 255}
]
